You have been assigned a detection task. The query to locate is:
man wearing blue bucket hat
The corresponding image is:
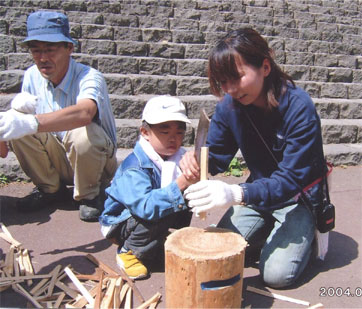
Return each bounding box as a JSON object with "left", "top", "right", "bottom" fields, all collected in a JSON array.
[{"left": 0, "top": 11, "right": 117, "bottom": 222}]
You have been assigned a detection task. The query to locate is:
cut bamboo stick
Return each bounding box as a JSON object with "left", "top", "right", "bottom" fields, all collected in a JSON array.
[
  {"left": 55, "top": 280, "right": 80, "bottom": 299},
  {"left": 0, "top": 223, "right": 22, "bottom": 248},
  {"left": 47, "top": 265, "right": 62, "bottom": 297},
  {"left": 124, "top": 284, "right": 132, "bottom": 309},
  {"left": 64, "top": 266, "right": 94, "bottom": 306},
  {"left": 136, "top": 292, "right": 162, "bottom": 309},
  {"left": 54, "top": 292, "right": 66, "bottom": 308},
  {"left": 94, "top": 269, "right": 104, "bottom": 309},
  {"left": 101, "top": 277, "right": 116, "bottom": 309},
  {"left": 4, "top": 245, "right": 15, "bottom": 275},
  {"left": 119, "top": 282, "right": 130, "bottom": 305},
  {"left": 113, "top": 276, "right": 123, "bottom": 309},
  {"left": 86, "top": 253, "right": 145, "bottom": 303},
  {"left": 12, "top": 282, "right": 43, "bottom": 308},
  {"left": 246, "top": 286, "right": 310, "bottom": 306}
]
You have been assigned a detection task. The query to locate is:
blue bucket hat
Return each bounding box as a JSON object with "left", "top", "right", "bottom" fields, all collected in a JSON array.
[{"left": 23, "top": 11, "right": 77, "bottom": 45}]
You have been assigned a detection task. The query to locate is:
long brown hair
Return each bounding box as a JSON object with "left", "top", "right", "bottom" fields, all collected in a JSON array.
[{"left": 208, "top": 28, "right": 295, "bottom": 109}]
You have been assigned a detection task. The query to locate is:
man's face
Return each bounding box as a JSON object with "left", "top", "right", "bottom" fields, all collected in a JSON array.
[{"left": 28, "top": 41, "right": 73, "bottom": 86}]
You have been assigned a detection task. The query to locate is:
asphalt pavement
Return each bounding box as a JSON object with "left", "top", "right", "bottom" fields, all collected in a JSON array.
[{"left": 0, "top": 165, "right": 361, "bottom": 308}]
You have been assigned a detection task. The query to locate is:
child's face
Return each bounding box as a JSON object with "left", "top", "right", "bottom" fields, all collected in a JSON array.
[
  {"left": 141, "top": 121, "right": 186, "bottom": 159},
  {"left": 220, "top": 54, "right": 270, "bottom": 109}
]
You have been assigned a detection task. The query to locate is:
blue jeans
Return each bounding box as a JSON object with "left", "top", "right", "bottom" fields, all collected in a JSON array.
[{"left": 217, "top": 203, "right": 315, "bottom": 288}]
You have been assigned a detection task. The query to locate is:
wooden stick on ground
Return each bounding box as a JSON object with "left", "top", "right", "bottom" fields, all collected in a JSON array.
[
  {"left": 136, "top": 292, "right": 162, "bottom": 309},
  {"left": 86, "top": 253, "right": 145, "bottom": 303},
  {"left": 94, "top": 268, "right": 104, "bottom": 309},
  {"left": 101, "top": 277, "right": 116, "bottom": 309},
  {"left": 246, "top": 286, "right": 310, "bottom": 307},
  {"left": 64, "top": 267, "right": 94, "bottom": 306}
]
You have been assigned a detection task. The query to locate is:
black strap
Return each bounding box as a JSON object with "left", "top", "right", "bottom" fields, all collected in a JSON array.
[{"left": 244, "top": 110, "right": 330, "bottom": 206}]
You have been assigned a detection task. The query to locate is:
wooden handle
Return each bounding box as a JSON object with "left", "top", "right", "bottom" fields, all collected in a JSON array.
[{"left": 199, "top": 147, "right": 209, "bottom": 220}]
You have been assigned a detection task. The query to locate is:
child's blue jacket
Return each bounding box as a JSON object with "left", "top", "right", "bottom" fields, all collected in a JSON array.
[
  {"left": 99, "top": 142, "right": 188, "bottom": 226},
  {"left": 207, "top": 85, "right": 327, "bottom": 210}
]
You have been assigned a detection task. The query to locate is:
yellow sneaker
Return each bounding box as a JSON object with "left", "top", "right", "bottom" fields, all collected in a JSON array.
[{"left": 116, "top": 250, "right": 148, "bottom": 280}]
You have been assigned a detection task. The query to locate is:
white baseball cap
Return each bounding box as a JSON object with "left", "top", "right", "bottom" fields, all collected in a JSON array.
[{"left": 142, "top": 96, "right": 191, "bottom": 124}]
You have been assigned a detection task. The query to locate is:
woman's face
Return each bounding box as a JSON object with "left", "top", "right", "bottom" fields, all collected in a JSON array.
[{"left": 220, "top": 55, "right": 270, "bottom": 109}]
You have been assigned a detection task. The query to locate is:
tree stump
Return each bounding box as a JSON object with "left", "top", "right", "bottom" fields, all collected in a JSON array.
[{"left": 165, "top": 226, "right": 247, "bottom": 308}]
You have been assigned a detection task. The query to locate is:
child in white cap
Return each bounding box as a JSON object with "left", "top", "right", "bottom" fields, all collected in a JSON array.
[{"left": 99, "top": 95, "right": 194, "bottom": 279}]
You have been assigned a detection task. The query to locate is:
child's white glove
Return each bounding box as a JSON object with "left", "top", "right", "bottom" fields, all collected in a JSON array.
[
  {"left": 184, "top": 180, "right": 243, "bottom": 215},
  {"left": 0, "top": 109, "right": 38, "bottom": 141},
  {"left": 11, "top": 92, "right": 38, "bottom": 114}
]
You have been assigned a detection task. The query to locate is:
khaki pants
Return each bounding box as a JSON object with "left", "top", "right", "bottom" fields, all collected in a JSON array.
[{"left": 10, "top": 122, "right": 117, "bottom": 201}]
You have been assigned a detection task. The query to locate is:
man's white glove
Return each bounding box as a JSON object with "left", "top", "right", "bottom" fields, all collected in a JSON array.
[
  {"left": 184, "top": 180, "right": 243, "bottom": 216},
  {"left": 11, "top": 92, "right": 38, "bottom": 114},
  {"left": 0, "top": 109, "right": 38, "bottom": 141}
]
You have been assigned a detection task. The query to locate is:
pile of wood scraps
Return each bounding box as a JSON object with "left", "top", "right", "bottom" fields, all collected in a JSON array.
[{"left": 0, "top": 223, "right": 161, "bottom": 308}]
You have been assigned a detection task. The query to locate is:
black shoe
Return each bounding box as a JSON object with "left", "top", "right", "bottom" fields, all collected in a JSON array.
[
  {"left": 17, "top": 185, "right": 72, "bottom": 212},
  {"left": 79, "top": 195, "right": 104, "bottom": 222}
]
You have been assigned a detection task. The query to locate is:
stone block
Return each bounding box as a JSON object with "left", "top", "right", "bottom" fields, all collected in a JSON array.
[
  {"left": 114, "top": 27, "right": 142, "bottom": 41},
  {"left": 284, "top": 38, "right": 308, "bottom": 52},
  {"left": 72, "top": 54, "right": 98, "bottom": 69},
  {"left": 185, "top": 44, "right": 211, "bottom": 60},
  {"left": 176, "top": 59, "right": 207, "bottom": 77},
  {"left": 81, "top": 39, "right": 116, "bottom": 55},
  {"left": 0, "top": 20, "right": 8, "bottom": 35},
  {"left": 321, "top": 119, "right": 359, "bottom": 144},
  {"left": 0, "top": 35, "right": 15, "bottom": 53},
  {"left": 143, "top": 29, "right": 172, "bottom": 43},
  {"left": 0, "top": 70, "right": 23, "bottom": 93},
  {"left": 132, "top": 75, "right": 176, "bottom": 95},
  {"left": 149, "top": 43, "right": 185, "bottom": 59},
  {"left": 170, "top": 18, "right": 199, "bottom": 31},
  {"left": 87, "top": 1, "right": 121, "bottom": 13},
  {"left": 314, "top": 53, "right": 338, "bottom": 67},
  {"left": 283, "top": 65, "right": 310, "bottom": 81},
  {"left": 352, "top": 69, "right": 362, "bottom": 83},
  {"left": 139, "top": 16, "right": 169, "bottom": 29},
  {"left": 0, "top": 55, "right": 5, "bottom": 71},
  {"left": 285, "top": 52, "right": 314, "bottom": 66},
  {"left": 339, "top": 100, "right": 362, "bottom": 119},
  {"left": 296, "top": 81, "right": 320, "bottom": 98},
  {"left": 310, "top": 67, "right": 328, "bottom": 82},
  {"left": 117, "top": 41, "right": 148, "bottom": 56},
  {"left": 98, "top": 56, "right": 138, "bottom": 74},
  {"left": 6, "top": 53, "right": 33, "bottom": 70},
  {"left": 308, "top": 40, "right": 330, "bottom": 54},
  {"left": 172, "top": 30, "right": 205, "bottom": 44},
  {"left": 81, "top": 25, "right": 114, "bottom": 40},
  {"left": 139, "top": 58, "right": 176, "bottom": 75},
  {"left": 321, "top": 83, "right": 348, "bottom": 99},
  {"left": 328, "top": 68, "right": 353, "bottom": 83},
  {"left": 104, "top": 74, "right": 133, "bottom": 95},
  {"left": 348, "top": 83, "right": 362, "bottom": 100},
  {"left": 110, "top": 95, "right": 146, "bottom": 119},
  {"left": 67, "top": 12, "right": 104, "bottom": 25},
  {"left": 176, "top": 77, "right": 210, "bottom": 96}
]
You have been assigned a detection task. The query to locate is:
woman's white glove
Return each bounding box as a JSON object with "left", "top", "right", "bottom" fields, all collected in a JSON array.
[
  {"left": 11, "top": 92, "right": 38, "bottom": 114},
  {"left": 0, "top": 109, "right": 38, "bottom": 141},
  {"left": 184, "top": 180, "right": 243, "bottom": 216}
]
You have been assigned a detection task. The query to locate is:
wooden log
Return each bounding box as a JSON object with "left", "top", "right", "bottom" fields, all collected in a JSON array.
[{"left": 165, "top": 226, "right": 247, "bottom": 308}]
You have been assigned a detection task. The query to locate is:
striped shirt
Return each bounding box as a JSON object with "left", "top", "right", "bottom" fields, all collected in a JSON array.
[{"left": 22, "top": 57, "right": 117, "bottom": 144}]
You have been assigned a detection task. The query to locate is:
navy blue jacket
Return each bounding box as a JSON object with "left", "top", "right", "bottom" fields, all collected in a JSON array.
[{"left": 207, "top": 85, "right": 326, "bottom": 209}]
